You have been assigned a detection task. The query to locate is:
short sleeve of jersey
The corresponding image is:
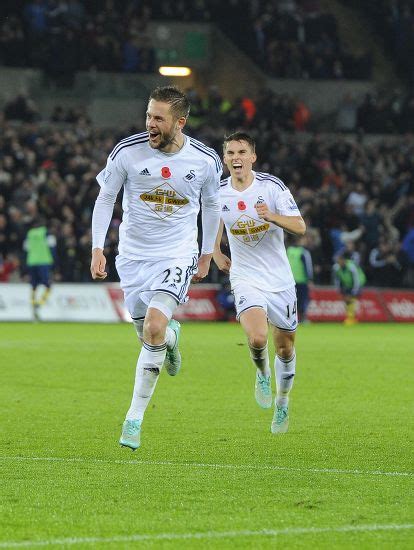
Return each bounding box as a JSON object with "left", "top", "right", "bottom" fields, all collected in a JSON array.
[
  {"left": 201, "top": 158, "right": 222, "bottom": 199},
  {"left": 275, "top": 189, "right": 301, "bottom": 217},
  {"left": 96, "top": 151, "right": 127, "bottom": 194}
]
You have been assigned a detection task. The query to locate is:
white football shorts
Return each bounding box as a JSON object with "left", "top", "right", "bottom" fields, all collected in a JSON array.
[
  {"left": 116, "top": 254, "right": 198, "bottom": 317},
  {"left": 232, "top": 283, "right": 298, "bottom": 332}
]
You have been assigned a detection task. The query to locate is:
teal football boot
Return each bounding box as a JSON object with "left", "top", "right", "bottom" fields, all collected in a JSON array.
[
  {"left": 271, "top": 405, "right": 289, "bottom": 434},
  {"left": 255, "top": 373, "right": 272, "bottom": 409},
  {"left": 119, "top": 419, "right": 141, "bottom": 450}
]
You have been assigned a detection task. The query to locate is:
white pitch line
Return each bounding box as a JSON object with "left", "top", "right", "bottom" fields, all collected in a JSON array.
[
  {"left": 0, "top": 524, "right": 413, "bottom": 548},
  {"left": 0, "top": 456, "right": 413, "bottom": 478}
]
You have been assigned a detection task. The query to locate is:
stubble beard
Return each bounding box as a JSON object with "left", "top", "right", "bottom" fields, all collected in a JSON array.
[{"left": 148, "top": 126, "right": 178, "bottom": 151}]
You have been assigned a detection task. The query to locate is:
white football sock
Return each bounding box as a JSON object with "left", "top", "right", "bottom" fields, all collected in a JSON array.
[
  {"left": 275, "top": 350, "right": 296, "bottom": 408},
  {"left": 249, "top": 344, "right": 271, "bottom": 377},
  {"left": 126, "top": 342, "right": 167, "bottom": 420}
]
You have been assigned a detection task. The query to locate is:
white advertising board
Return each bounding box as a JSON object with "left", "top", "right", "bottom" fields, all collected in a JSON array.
[
  {"left": 0, "top": 284, "right": 33, "bottom": 321},
  {"left": 0, "top": 284, "right": 119, "bottom": 322},
  {"left": 39, "top": 284, "right": 119, "bottom": 322}
]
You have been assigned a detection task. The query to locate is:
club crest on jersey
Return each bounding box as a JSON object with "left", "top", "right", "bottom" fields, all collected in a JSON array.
[
  {"left": 238, "top": 296, "right": 246, "bottom": 305},
  {"left": 256, "top": 196, "right": 265, "bottom": 204},
  {"left": 140, "top": 183, "right": 189, "bottom": 219},
  {"left": 230, "top": 214, "right": 270, "bottom": 248},
  {"left": 238, "top": 201, "right": 246, "bottom": 211},
  {"left": 183, "top": 170, "right": 196, "bottom": 182},
  {"left": 161, "top": 166, "right": 171, "bottom": 179}
]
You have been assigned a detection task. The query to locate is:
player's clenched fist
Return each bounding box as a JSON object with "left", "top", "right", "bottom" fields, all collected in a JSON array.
[
  {"left": 254, "top": 202, "right": 274, "bottom": 221},
  {"left": 192, "top": 253, "right": 212, "bottom": 283},
  {"left": 90, "top": 248, "right": 107, "bottom": 280},
  {"left": 213, "top": 251, "right": 231, "bottom": 274}
]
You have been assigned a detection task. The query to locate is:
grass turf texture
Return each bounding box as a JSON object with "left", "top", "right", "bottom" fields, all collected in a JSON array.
[{"left": 0, "top": 322, "right": 413, "bottom": 549}]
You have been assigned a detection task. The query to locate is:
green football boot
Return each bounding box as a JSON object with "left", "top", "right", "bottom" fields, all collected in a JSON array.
[
  {"left": 164, "top": 319, "right": 181, "bottom": 376},
  {"left": 119, "top": 419, "right": 141, "bottom": 450},
  {"left": 271, "top": 405, "right": 289, "bottom": 434},
  {"left": 255, "top": 373, "right": 272, "bottom": 409}
]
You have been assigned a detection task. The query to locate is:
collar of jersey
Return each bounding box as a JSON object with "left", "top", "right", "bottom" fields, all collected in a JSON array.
[{"left": 229, "top": 171, "right": 256, "bottom": 193}]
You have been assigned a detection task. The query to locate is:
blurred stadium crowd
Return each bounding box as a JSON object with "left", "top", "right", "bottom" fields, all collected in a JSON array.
[
  {"left": 218, "top": 0, "right": 372, "bottom": 80},
  {"left": 348, "top": 0, "right": 414, "bottom": 85},
  {"left": 1, "top": 89, "right": 414, "bottom": 287},
  {"left": 1, "top": 0, "right": 414, "bottom": 288},
  {"left": 0, "top": 0, "right": 373, "bottom": 80},
  {"left": 1, "top": 0, "right": 412, "bottom": 83},
  {"left": 4, "top": 86, "right": 414, "bottom": 135}
]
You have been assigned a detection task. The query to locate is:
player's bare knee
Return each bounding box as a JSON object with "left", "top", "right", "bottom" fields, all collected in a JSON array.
[
  {"left": 277, "top": 341, "right": 295, "bottom": 360},
  {"left": 143, "top": 318, "right": 165, "bottom": 343},
  {"left": 249, "top": 332, "right": 268, "bottom": 349}
]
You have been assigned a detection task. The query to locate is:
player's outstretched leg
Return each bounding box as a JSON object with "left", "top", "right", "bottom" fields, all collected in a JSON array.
[
  {"left": 272, "top": 351, "right": 296, "bottom": 434},
  {"left": 120, "top": 341, "right": 166, "bottom": 450},
  {"left": 240, "top": 308, "right": 272, "bottom": 409},
  {"left": 120, "top": 419, "right": 142, "bottom": 450},
  {"left": 164, "top": 319, "right": 181, "bottom": 376},
  {"left": 271, "top": 326, "right": 296, "bottom": 434}
]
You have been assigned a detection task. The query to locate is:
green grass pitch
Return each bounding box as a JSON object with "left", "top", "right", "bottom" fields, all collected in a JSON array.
[{"left": 0, "top": 322, "right": 413, "bottom": 549}]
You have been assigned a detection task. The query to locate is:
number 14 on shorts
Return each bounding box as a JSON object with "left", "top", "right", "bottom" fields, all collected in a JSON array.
[{"left": 286, "top": 301, "right": 297, "bottom": 318}]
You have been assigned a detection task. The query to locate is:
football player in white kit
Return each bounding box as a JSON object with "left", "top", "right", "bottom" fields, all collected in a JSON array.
[
  {"left": 91, "top": 87, "right": 222, "bottom": 449},
  {"left": 214, "top": 132, "right": 306, "bottom": 434}
]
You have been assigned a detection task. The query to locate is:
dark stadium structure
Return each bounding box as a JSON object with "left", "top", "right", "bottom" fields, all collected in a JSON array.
[{"left": 0, "top": 0, "right": 413, "bottom": 289}]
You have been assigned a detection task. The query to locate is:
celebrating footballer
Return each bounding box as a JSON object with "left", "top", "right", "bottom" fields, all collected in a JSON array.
[
  {"left": 214, "top": 132, "right": 306, "bottom": 433},
  {"left": 91, "top": 86, "right": 222, "bottom": 450}
]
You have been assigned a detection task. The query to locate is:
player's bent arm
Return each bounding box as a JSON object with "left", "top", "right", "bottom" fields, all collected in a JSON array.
[
  {"left": 200, "top": 194, "right": 221, "bottom": 255},
  {"left": 192, "top": 253, "right": 213, "bottom": 283},
  {"left": 92, "top": 190, "right": 117, "bottom": 248},
  {"left": 269, "top": 213, "right": 306, "bottom": 235},
  {"left": 214, "top": 219, "right": 224, "bottom": 253},
  {"left": 192, "top": 195, "right": 220, "bottom": 283},
  {"left": 256, "top": 203, "right": 306, "bottom": 235},
  {"left": 213, "top": 220, "right": 231, "bottom": 273},
  {"left": 90, "top": 190, "right": 117, "bottom": 280}
]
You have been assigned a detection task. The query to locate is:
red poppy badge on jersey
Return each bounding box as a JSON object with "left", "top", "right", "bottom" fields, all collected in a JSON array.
[
  {"left": 161, "top": 166, "right": 171, "bottom": 179},
  {"left": 238, "top": 200, "right": 247, "bottom": 211}
]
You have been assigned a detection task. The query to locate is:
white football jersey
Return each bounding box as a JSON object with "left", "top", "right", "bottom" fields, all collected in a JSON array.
[
  {"left": 96, "top": 132, "right": 222, "bottom": 260},
  {"left": 219, "top": 171, "right": 301, "bottom": 291}
]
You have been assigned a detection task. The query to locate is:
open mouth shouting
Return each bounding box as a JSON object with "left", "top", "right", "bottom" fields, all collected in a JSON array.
[{"left": 149, "top": 131, "right": 161, "bottom": 145}]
